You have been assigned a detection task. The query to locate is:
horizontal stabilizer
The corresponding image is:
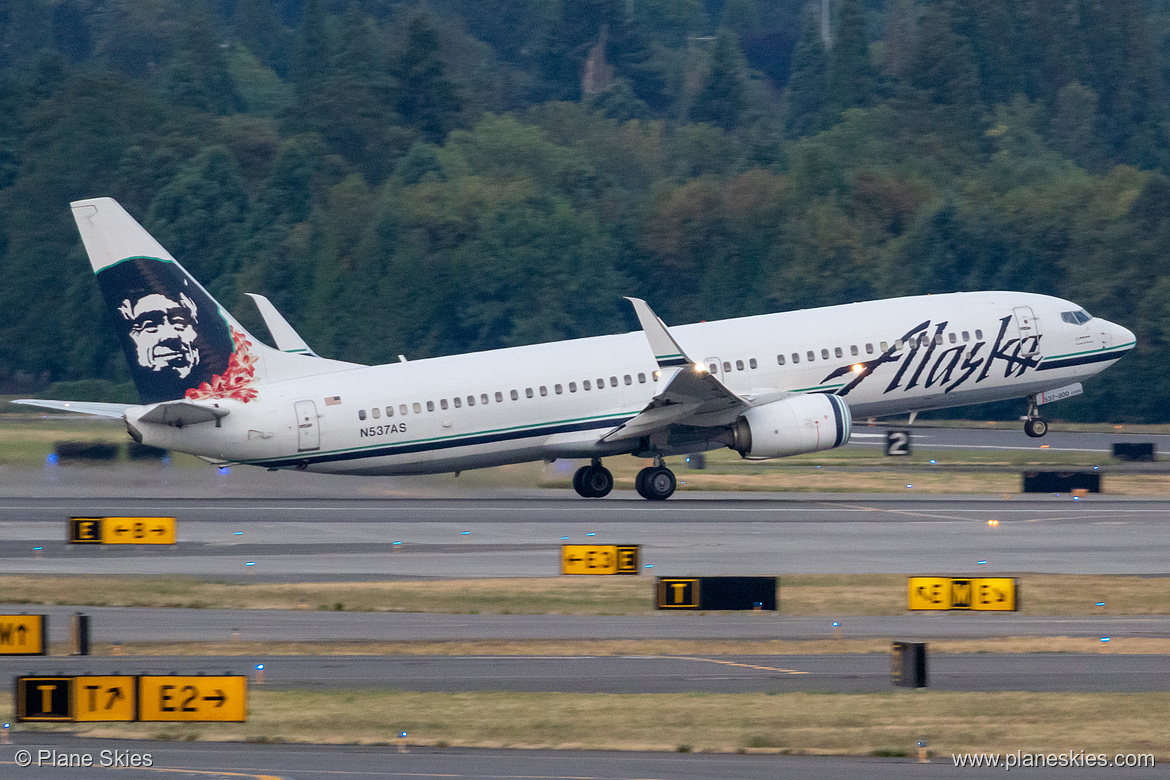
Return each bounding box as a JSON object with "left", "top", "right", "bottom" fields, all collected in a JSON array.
[
  {"left": 137, "top": 401, "right": 229, "bottom": 427},
  {"left": 11, "top": 399, "right": 133, "bottom": 419},
  {"left": 246, "top": 293, "right": 319, "bottom": 356}
]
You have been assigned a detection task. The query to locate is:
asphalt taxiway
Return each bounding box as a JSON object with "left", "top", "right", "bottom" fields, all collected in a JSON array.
[
  {"left": 1, "top": 653, "right": 1165, "bottom": 694},
  {"left": 1, "top": 737, "right": 1160, "bottom": 780}
]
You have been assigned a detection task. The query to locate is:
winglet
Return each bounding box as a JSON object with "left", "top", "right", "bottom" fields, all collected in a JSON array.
[
  {"left": 625, "top": 297, "right": 692, "bottom": 369},
  {"left": 246, "top": 293, "right": 319, "bottom": 356}
]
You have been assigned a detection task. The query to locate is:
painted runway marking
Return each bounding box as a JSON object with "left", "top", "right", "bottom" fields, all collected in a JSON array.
[{"left": 645, "top": 656, "right": 809, "bottom": 675}]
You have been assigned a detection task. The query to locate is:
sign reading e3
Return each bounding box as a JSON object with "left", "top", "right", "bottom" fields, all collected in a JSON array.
[
  {"left": 907, "top": 577, "right": 1017, "bottom": 611},
  {"left": 0, "top": 614, "right": 47, "bottom": 655},
  {"left": 69, "top": 516, "right": 176, "bottom": 545},
  {"left": 561, "top": 545, "right": 640, "bottom": 575}
]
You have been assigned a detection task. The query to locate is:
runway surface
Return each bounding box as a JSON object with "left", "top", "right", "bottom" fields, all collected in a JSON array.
[
  {"left": 5, "top": 603, "right": 1170, "bottom": 642},
  {"left": 2, "top": 652, "right": 1165, "bottom": 694},
  {"left": 1, "top": 737, "right": 1160, "bottom": 780},
  {"left": 2, "top": 490, "right": 1170, "bottom": 576}
]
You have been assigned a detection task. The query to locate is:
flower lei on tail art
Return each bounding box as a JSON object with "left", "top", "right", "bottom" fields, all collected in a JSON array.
[{"left": 184, "top": 328, "right": 259, "bottom": 402}]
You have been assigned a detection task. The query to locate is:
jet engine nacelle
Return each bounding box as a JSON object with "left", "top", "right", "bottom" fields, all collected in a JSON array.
[{"left": 730, "top": 394, "right": 852, "bottom": 459}]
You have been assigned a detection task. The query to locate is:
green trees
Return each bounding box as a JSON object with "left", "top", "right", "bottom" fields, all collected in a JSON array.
[{"left": 4, "top": 0, "right": 1170, "bottom": 421}]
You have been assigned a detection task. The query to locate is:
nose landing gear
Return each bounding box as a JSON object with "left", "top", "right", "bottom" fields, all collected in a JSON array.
[{"left": 1023, "top": 395, "right": 1049, "bottom": 438}]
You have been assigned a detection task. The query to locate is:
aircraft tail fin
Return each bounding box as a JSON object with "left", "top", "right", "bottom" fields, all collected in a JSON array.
[{"left": 71, "top": 198, "right": 360, "bottom": 407}]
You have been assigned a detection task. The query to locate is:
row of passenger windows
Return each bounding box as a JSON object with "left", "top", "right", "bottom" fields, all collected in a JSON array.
[
  {"left": 357, "top": 371, "right": 658, "bottom": 421},
  {"left": 776, "top": 330, "right": 984, "bottom": 365}
]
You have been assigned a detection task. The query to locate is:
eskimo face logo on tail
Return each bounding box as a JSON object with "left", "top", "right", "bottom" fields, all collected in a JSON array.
[
  {"left": 96, "top": 256, "right": 237, "bottom": 405},
  {"left": 118, "top": 292, "right": 201, "bottom": 378}
]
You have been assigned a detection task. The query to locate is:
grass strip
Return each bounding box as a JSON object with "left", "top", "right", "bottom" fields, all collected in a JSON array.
[
  {"left": 5, "top": 690, "right": 1167, "bottom": 758},
  {"left": 5, "top": 574, "right": 1170, "bottom": 615}
]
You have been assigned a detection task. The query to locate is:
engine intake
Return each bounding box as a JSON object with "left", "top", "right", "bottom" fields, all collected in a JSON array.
[{"left": 731, "top": 394, "right": 851, "bottom": 459}]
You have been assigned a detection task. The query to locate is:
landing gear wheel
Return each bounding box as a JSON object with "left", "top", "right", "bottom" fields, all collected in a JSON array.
[
  {"left": 636, "top": 466, "right": 676, "bottom": 501},
  {"left": 574, "top": 464, "right": 613, "bottom": 498},
  {"left": 1024, "top": 418, "right": 1048, "bottom": 438}
]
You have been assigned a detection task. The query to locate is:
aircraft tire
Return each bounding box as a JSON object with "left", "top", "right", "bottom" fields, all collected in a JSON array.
[
  {"left": 1024, "top": 418, "right": 1048, "bottom": 438},
  {"left": 583, "top": 465, "right": 613, "bottom": 498},
  {"left": 641, "top": 467, "right": 676, "bottom": 501},
  {"left": 572, "top": 465, "right": 591, "bottom": 497},
  {"left": 635, "top": 467, "right": 653, "bottom": 499}
]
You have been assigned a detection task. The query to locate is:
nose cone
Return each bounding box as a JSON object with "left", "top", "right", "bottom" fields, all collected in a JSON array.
[{"left": 1110, "top": 321, "right": 1136, "bottom": 347}]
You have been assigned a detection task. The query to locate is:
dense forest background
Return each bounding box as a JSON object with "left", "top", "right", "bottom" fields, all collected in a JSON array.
[{"left": 2, "top": 0, "right": 1170, "bottom": 422}]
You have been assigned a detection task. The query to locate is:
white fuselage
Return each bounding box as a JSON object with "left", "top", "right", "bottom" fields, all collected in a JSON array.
[{"left": 131, "top": 292, "right": 1134, "bottom": 475}]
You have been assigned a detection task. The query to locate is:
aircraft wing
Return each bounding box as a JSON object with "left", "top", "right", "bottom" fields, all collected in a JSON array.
[
  {"left": 11, "top": 399, "right": 133, "bottom": 418},
  {"left": 602, "top": 299, "right": 748, "bottom": 442}
]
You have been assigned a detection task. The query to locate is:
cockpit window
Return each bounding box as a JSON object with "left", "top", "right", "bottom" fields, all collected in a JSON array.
[{"left": 1061, "top": 309, "right": 1092, "bottom": 325}]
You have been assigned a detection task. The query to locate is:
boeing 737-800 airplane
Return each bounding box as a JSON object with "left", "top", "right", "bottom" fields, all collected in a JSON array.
[{"left": 16, "top": 197, "right": 1135, "bottom": 500}]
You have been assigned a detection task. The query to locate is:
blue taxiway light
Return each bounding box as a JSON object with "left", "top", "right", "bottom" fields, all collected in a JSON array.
[{"left": 245, "top": 561, "right": 256, "bottom": 567}]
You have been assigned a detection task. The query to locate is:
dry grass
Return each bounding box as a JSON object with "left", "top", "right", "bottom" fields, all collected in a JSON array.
[
  {"left": 79, "top": 636, "right": 1170, "bottom": 656},
  {"left": 5, "top": 690, "right": 1167, "bottom": 757},
  {"left": 5, "top": 574, "right": 1170, "bottom": 615}
]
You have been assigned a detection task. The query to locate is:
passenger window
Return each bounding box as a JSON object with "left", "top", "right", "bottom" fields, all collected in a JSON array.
[
  {"left": 539, "top": 386, "right": 548, "bottom": 397},
  {"left": 467, "top": 395, "right": 475, "bottom": 407},
  {"left": 850, "top": 345, "right": 858, "bottom": 356},
  {"left": 371, "top": 408, "right": 380, "bottom": 419},
  {"left": 481, "top": 394, "right": 489, "bottom": 405},
  {"left": 708, "top": 362, "right": 718, "bottom": 373},
  {"left": 426, "top": 400, "right": 435, "bottom": 412},
  {"left": 412, "top": 402, "right": 421, "bottom": 414},
  {"left": 807, "top": 351, "right": 815, "bottom": 362},
  {"left": 526, "top": 388, "right": 534, "bottom": 398},
  {"left": 597, "top": 378, "right": 605, "bottom": 389},
  {"left": 723, "top": 361, "right": 732, "bottom": 373},
  {"left": 834, "top": 347, "right": 842, "bottom": 358},
  {"left": 749, "top": 358, "right": 757, "bottom": 369},
  {"left": 735, "top": 360, "right": 744, "bottom": 371},
  {"left": 880, "top": 341, "right": 888, "bottom": 352},
  {"left": 610, "top": 376, "right": 618, "bottom": 387},
  {"left": 358, "top": 409, "right": 366, "bottom": 421},
  {"left": 510, "top": 389, "right": 519, "bottom": 400},
  {"left": 865, "top": 343, "right": 874, "bottom": 354},
  {"left": 821, "top": 349, "right": 829, "bottom": 360},
  {"left": 652, "top": 373, "right": 658, "bottom": 381},
  {"left": 386, "top": 407, "right": 394, "bottom": 417},
  {"left": 962, "top": 331, "right": 969, "bottom": 342},
  {"left": 638, "top": 373, "right": 646, "bottom": 383},
  {"left": 453, "top": 397, "right": 462, "bottom": 408},
  {"left": 934, "top": 334, "right": 943, "bottom": 345},
  {"left": 975, "top": 329, "right": 983, "bottom": 339},
  {"left": 399, "top": 404, "right": 408, "bottom": 416},
  {"left": 624, "top": 375, "right": 632, "bottom": 385},
  {"left": 440, "top": 399, "right": 448, "bottom": 410},
  {"left": 777, "top": 354, "right": 786, "bottom": 365},
  {"left": 495, "top": 392, "right": 503, "bottom": 402},
  {"left": 792, "top": 353, "right": 800, "bottom": 364},
  {"left": 569, "top": 382, "right": 577, "bottom": 392},
  {"left": 555, "top": 384, "right": 563, "bottom": 394},
  {"left": 949, "top": 332, "right": 957, "bottom": 343}
]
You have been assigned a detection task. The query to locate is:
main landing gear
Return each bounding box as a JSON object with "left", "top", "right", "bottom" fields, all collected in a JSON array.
[
  {"left": 1023, "top": 395, "right": 1049, "bottom": 438},
  {"left": 573, "top": 459, "right": 613, "bottom": 498},
  {"left": 635, "top": 456, "right": 676, "bottom": 501},
  {"left": 571, "top": 457, "right": 678, "bottom": 500}
]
